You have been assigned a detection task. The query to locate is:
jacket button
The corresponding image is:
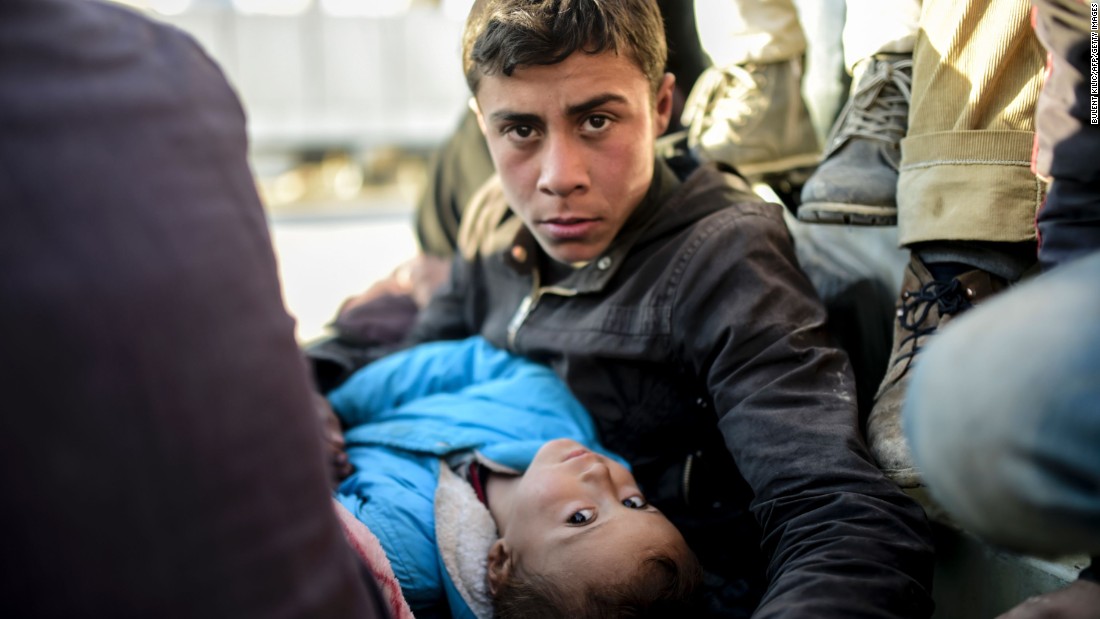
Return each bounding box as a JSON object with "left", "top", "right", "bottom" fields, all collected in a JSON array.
[{"left": 597, "top": 256, "right": 612, "bottom": 270}]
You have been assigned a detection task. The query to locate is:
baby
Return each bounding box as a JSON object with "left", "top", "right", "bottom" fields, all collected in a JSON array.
[{"left": 328, "top": 336, "right": 700, "bottom": 618}]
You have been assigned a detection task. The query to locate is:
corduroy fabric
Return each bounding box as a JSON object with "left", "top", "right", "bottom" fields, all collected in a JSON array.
[{"left": 898, "top": 0, "right": 1048, "bottom": 245}]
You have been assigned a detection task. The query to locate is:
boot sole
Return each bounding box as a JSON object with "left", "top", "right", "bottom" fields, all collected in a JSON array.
[{"left": 797, "top": 201, "right": 898, "bottom": 226}]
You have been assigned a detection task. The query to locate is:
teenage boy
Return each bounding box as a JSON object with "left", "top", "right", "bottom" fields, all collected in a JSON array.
[{"left": 375, "top": 1, "right": 935, "bottom": 616}]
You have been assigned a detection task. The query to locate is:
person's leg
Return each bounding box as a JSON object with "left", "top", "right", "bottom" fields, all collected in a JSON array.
[
  {"left": 682, "top": 0, "right": 820, "bottom": 177},
  {"left": 928, "top": 7, "right": 1100, "bottom": 615},
  {"left": 693, "top": 0, "right": 806, "bottom": 65},
  {"left": 798, "top": 0, "right": 920, "bottom": 225},
  {"left": 791, "top": 0, "right": 849, "bottom": 144},
  {"left": 866, "top": 0, "right": 1046, "bottom": 487},
  {"left": 905, "top": 251, "right": 1100, "bottom": 556},
  {"left": 898, "top": 0, "right": 1046, "bottom": 248},
  {"left": 922, "top": 7, "right": 1100, "bottom": 614},
  {"left": 1032, "top": 0, "right": 1100, "bottom": 271},
  {"left": 841, "top": 0, "right": 921, "bottom": 74}
]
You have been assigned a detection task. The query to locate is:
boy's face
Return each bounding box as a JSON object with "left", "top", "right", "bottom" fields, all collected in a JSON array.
[
  {"left": 490, "top": 438, "right": 689, "bottom": 589},
  {"left": 474, "top": 51, "right": 675, "bottom": 265}
]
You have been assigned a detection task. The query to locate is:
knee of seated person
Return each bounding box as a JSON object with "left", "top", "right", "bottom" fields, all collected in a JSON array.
[
  {"left": 905, "top": 257, "right": 1100, "bottom": 554},
  {"left": 906, "top": 257, "right": 1100, "bottom": 473}
]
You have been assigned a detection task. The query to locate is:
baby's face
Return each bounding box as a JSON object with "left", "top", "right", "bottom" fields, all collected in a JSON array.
[{"left": 499, "top": 439, "right": 690, "bottom": 584}]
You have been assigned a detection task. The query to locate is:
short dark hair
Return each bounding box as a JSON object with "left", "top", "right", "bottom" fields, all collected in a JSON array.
[
  {"left": 492, "top": 552, "right": 702, "bottom": 618},
  {"left": 462, "top": 0, "right": 668, "bottom": 95}
]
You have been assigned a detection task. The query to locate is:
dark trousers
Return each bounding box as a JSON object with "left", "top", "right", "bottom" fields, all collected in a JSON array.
[{"left": 1033, "top": 0, "right": 1100, "bottom": 270}]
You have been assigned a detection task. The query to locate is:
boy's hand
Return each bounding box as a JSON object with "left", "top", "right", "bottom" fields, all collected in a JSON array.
[
  {"left": 313, "top": 393, "right": 353, "bottom": 486},
  {"left": 997, "top": 580, "right": 1100, "bottom": 619}
]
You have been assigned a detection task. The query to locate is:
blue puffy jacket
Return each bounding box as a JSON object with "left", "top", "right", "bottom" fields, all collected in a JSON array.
[{"left": 329, "top": 336, "right": 620, "bottom": 618}]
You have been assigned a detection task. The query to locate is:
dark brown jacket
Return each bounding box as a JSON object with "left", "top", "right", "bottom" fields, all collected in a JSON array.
[{"left": 412, "top": 161, "right": 935, "bottom": 618}]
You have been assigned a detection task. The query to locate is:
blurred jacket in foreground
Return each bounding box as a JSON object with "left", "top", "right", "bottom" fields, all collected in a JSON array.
[{"left": 0, "top": 1, "right": 387, "bottom": 616}]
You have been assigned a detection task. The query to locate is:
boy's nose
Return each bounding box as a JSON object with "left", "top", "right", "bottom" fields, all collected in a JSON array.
[{"left": 537, "top": 135, "right": 589, "bottom": 197}]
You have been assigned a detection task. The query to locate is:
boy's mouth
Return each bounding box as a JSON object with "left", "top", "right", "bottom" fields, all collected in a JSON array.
[{"left": 539, "top": 217, "right": 600, "bottom": 240}]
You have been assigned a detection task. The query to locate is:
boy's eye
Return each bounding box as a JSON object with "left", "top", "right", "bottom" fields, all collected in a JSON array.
[
  {"left": 622, "top": 495, "right": 647, "bottom": 509},
  {"left": 567, "top": 508, "right": 595, "bottom": 525},
  {"left": 506, "top": 124, "right": 534, "bottom": 139},
  {"left": 584, "top": 115, "right": 610, "bottom": 131}
]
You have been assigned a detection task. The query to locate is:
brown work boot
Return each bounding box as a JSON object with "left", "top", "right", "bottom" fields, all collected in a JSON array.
[{"left": 867, "top": 255, "right": 1008, "bottom": 487}]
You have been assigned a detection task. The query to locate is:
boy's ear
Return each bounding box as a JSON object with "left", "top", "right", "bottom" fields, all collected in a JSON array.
[
  {"left": 653, "top": 72, "right": 676, "bottom": 136},
  {"left": 486, "top": 539, "right": 513, "bottom": 595}
]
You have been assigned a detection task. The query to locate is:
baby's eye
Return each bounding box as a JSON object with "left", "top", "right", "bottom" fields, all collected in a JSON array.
[
  {"left": 622, "top": 495, "right": 647, "bottom": 509},
  {"left": 567, "top": 508, "right": 595, "bottom": 525}
]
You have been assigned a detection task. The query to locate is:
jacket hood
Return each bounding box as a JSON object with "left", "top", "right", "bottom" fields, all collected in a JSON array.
[{"left": 628, "top": 159, "right": 765, "bottom": 251}]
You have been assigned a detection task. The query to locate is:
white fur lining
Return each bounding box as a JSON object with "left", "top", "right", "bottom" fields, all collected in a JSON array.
[{"left": 435, "top": 463, "right": 498, "bottom": 619}]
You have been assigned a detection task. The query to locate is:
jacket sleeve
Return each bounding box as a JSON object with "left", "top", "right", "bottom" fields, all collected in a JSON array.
[
  {"left": 328, "top": 336, "right": 523, "bottom": 429},
  {"left": 407, "top": 252, "right": 478, "bottom": 345},
  {"left": 673, "top": 205, "right": 935, "bottom": 618},
  {"left": 304, "top": 248, "right": 479, "bottom": 393}
]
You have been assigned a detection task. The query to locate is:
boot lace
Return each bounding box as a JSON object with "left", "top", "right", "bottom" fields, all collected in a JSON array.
[
  {"left": 892, "top": 278, "right": 972, "bottom": 371},
  {"left": 823, "top": 57, "right": 912, "bottom": 159}
]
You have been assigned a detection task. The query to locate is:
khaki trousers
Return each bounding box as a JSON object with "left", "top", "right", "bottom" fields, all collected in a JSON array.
[{"left": 898, "top": 0, "right": 1047, "bottom": 246}]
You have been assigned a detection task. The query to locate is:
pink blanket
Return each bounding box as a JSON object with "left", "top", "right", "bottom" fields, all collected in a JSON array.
[{"left": 333, "top": 500, "right": 415, "bottom": 619}]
